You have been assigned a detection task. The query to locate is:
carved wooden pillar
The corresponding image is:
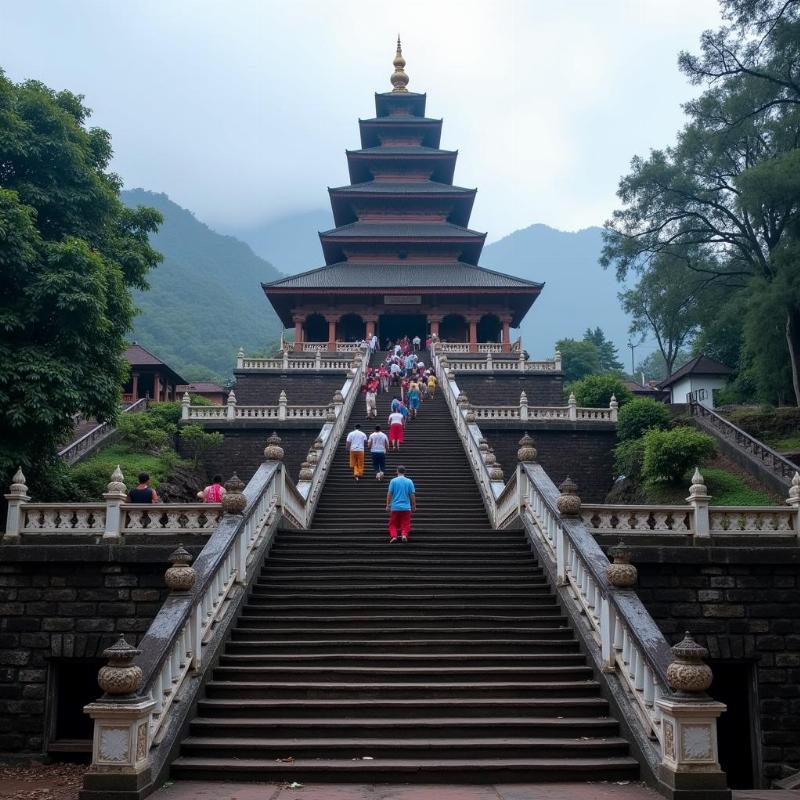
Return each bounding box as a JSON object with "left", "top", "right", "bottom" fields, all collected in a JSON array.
[
  {"left": 153, "top": 372, "right": 161, "bottom": 403},
  {"left": 467, "top": 316, "right": 478, "bottom": 353},
  {"left": 292, "top": 314, "right": 305, "bottom": 353},
  {"left": 501, "top": 317, "right": 512, "bottom": 352},
  {"left": 131, "top": 372, "right": 139, "bottom": 400},
  {"left": 325, "top": 315, "right": 338, "bottom": 352}
]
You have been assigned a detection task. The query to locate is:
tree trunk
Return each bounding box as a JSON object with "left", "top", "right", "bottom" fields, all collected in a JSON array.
[{"left": 785, "top": 308, "right": 800, "bottom": 405}]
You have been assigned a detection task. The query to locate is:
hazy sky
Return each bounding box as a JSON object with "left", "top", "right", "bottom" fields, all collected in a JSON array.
[{"left": 3, "top": 0, "right": 722, "bottom": 242}]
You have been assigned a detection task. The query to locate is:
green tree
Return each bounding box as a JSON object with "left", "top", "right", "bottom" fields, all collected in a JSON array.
[
  {"left": 603, "top": 0, "right": 800, "bottom": 402},
  {"left": 582, "top": 327, "right": 624, "bottom": 373},
  {"left": 179, "top": 425, "right": 224, "bottom": 469},
  {"left": 556, "top": 338, "right": 601, "bottom": 383},
  {"left": 616, "top": 397, "right": 672, "bottom": 441},
  {"left": 641, "top": 427, "right": 717, "bottom": 484},
  {"left": 635, "top": 348, "right": 692, "bottom": 383},
  {"left": 569, "top": 374, "right": 634, "bottom": 408},
  {"left": 0, "top": 71, "right": 162, "bottom": 490}
]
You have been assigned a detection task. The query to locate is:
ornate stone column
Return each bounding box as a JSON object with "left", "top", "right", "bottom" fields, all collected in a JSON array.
[
  {"left": 292, "top": 314, "right": 305, "bottom": 353},
  {"left": 325, "top": 314, "right": 338, "bottom": 352}
]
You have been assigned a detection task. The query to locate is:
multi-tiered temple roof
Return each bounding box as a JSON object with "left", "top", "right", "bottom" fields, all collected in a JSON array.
[{"left": 264, "top": 40, "right": 542, "bottom": 351}]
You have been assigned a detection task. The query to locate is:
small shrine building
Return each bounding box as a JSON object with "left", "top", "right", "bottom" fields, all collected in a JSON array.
[{"left": 263, "top": 40, "right": 543, "bottom": 353}]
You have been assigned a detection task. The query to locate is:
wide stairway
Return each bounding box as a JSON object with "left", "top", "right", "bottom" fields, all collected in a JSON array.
[{"left": 171, "top": 352, "right": 639, "bottom": 782}]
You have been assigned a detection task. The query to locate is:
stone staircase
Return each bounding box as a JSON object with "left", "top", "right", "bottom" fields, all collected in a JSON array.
[{"left": 170, "top": 352, "right": 639, "bottom": 782}]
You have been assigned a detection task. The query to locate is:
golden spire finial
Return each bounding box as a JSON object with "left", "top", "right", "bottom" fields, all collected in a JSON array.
[{"left": 390, "top": 35, "right": 409, "bottom": 93}]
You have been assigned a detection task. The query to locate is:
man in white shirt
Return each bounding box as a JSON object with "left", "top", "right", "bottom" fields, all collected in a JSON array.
[
  {"left": 345, "top": 424, "right": 368, "bottom": 480},
  {"left": 367, "top": 425, "right": 390, "bottom": 480},
  {"left": 370, "top": 333, "right": 378, "bottom": 352},
  {"left": 412, "top": 335, "right": 421, "bottom": 351},
  {"left": 388, "top": 409, "right": 405, "bottom": 451}
]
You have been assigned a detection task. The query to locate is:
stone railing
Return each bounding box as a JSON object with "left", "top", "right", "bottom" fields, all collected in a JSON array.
[
  {"left": 431, "top": 340, "right": 729, "bottom": 794},
  {"left": 296, "top": 341, "right": 363, "bottom": 353},
  {"left": 690, "top": 401, "right": 798, "bottom": 488},
  {"left": 58, "top": 398, "right": 148, "bottom": 466},
  {"left": 236, "top": 349, "right": 353, "bottom": 371},
  {"left": 3, "top": 467, "right": 222, "bottom": 543},
  {"left": 447, "top": 350, "right": 562, "bottom": 373},
  {"left": 581, "top": 469, "right": 800, "bottom": 539},
  {"left": 81, "top": 346, "right": 372, "bottom": 799},
  {"left": 469, "top": 391, "right": 618, "bottom": 423},
  {"left": 182, "top": 390, "right": 333, "bottom": 422}
]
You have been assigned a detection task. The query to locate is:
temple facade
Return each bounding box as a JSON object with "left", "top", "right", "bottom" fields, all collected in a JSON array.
[{"left": 263, "top": 40, "right": 542, "bottom": 353}]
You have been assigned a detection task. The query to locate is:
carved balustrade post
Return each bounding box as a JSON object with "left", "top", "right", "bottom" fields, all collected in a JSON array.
[
  {"left": 568, "top": 392, "right": 577, "bottom": 421},
  {"left": 278, "top": 390, "right": 288, "bottom": 421},
  {"left": 787, "top": 472, "right": 800, "bottom": 541},
  {"left": 103, "top": 466, "right": 127, "bottom": 542},
  {"left": 687, "top": 468, "right": 711, "bottom": 538},
  {"left": 554, "top": 349, "right": 562, "bottom": 371},
  {"left": 226, "top": 390, "right": 237, "bottom": 421},
  {"left": 518, "top": 350, "right": 525, "bottom": 372},
  {"left": 609, "top": 394, "right": 619, "bottom": 422},
  {"left": 181, "top": 391, "right": 191, "bottom": 420},
  {"left": 656, "top": 632, "right": 728, "bottom": 797},
  {"left": 283, "top": 350, "right": 289, "bottom": 370},
  {"left": 83, "top": 636, "right": 155, "bottom": 794},
  {"left": 519, "top": 390, "right": 528, "bottom": 421},
  {"left": 315, "top": 350, "right": 322, "bottom": 370},
  {"left": 486, "top": 351, "right": 493, "bottom": 372},
  {"left": 236, "top": 347, "right": 244, "bottom": 369},
  {"left": 3, "top": 467, "right": 29, "bottom": 543}
]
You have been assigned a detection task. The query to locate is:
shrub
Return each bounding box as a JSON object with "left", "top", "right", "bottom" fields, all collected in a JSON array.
[
  {"left": 616, "top": 398, "right": 672, "bottom": 441},
  {"left": 178, "top": 424, "right": 224, "bottom": 468},
  {"left": 613, "top": 437, "right": 646, "bottom": 480},
  {"left": 568, "top": 375, "right": 633, "bottom": 408},
  {"left": 116, "top": 413, "right": 171, "bottom": 453},
  {"left": 144, "top": 401, "right": 182, "bottom": 432},
  {"left": 641, "top": 427, "right": 716, "bottom": 484}
]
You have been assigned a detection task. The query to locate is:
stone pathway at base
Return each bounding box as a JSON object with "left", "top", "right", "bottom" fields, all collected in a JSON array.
[
  {"left": 150, "top": 782, "right": 662, "bottom": 800},
  {"left": 149, "top": 783, "right": 800, "bottom": 800}
]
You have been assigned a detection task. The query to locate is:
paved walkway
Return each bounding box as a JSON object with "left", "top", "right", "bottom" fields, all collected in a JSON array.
[{"left": 150, "top": 783, "right": 800, "bottom": 800}]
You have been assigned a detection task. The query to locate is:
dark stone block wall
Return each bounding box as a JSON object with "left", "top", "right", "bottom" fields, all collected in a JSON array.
[
  {"left": 182, "top": 427, "right": 321, "bottom": 485},
  {"left": 481, "top": 426, "right": 617, "bottom": 502},
  {"left": 0, "top": 555, "right": 171, "bottom": 754},
  {"left": 233, "top": 372, "right": 346, "bottom": 406},
  {"left": 635, "top": 559, "right": 800, "bottom": 784},
  {"left": 456, "top": 373, "right": 564, "bottom": 406}
]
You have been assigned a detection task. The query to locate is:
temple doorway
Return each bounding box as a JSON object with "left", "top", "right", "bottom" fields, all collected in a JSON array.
[
  {"left": 477, "top": 313, "right": 501, "bottom": 343},
  {"left": 337, "top": 313, "right": 366, "bottom": 342},
  {"left": 439, "top": 313, "right": 468, "bottom": 342},
  {"left": 304, "top": 313, "right": 327, "bottom": 342},
  {"left": 378, "top": 313, "right": 427, "bottom": 345}
]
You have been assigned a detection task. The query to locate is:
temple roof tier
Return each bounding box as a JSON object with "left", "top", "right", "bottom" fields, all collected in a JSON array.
[
  {"left": 358, "top": 116, "right": 443, "bottom": 149},
  {"left": 374, "top": 91, "right": 426, "bottom": 118},
  {"left": 328, "top": 180, "right": 477, "bottom": 227},
  {"left": 346, "top": 145, "right": 457, "bottom": 184}
]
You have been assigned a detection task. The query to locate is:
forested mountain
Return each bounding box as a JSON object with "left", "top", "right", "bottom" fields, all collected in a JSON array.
[
  {"left": 482, "top": 224, "right": 631, "bottom": 359},
  {"left": 224, "top": 209, "right": 334, "bottom": 274},
  {"left": 122, "top": 190, "right": 284, "bottom": 381}
]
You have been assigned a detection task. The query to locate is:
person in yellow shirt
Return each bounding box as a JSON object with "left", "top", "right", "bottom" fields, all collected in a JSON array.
[{"left": 427, "top": 373, "right": 437, "bottom": 398}]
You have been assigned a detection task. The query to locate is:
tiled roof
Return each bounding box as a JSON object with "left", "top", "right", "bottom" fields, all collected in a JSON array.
[
  {"left": 330, "top": 180, "right": 474, "bottom": 195},
  {"left": 263, "top": 262, "right": 541, "bottom": 291},
  {"left": 359, "top": 116, "right": 441, "bottom": 125},
  {"left": 320, "top": 221, "right": 485, "bottom": 239},
  {"left": 659, "top": 354, "right": 734, "bottom": 388},
  {"left": 177, "top": 382, "right": 226, "bottom": 394},
  {"left": 347, "top": 146, "right": 456, "bottom": 157},
  {"left": 124, "top": 343, "right": 166, "bottom": 366}
]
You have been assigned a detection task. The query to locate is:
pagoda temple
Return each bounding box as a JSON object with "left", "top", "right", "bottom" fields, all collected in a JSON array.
[{"left": 263, "top": 39, "right": 543, "bottom": 353}]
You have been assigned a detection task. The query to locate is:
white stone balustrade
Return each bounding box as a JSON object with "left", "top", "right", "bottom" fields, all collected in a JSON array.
[
  {"left": 236, "top": 354, "right": 353, "bottom": 371},
  {"left": 445, "top": 351, "right": 561, "bottom": 373},
  {"left": 181, "top": 390, "right": 330, "bottom": 422},
  {"left": 468, "top": 394, "right": 617, "bottom": 424},
  {"left": 581, "top": 469, "right": 800, "bottom": 539}
]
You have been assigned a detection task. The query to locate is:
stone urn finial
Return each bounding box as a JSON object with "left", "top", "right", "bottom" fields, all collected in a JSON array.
[
  {"left": 264, "top": 431, "right": 284, "bottom": 462},
  {"left": 666, "top": 632, "right": 713, "bottom": 697},
  {"left": 165, "top": 544, "right": 196, "bottom": 592},
  {"left": 181, "top": 391, "right": 191, "bottom": 405},
  {"left": 488, "top": 462, "right": 504, "bottom": 481},
  {"left": 222, "top": 472, "right": 246, "bottom": 514},
  {"left": 97, "top": 635, "right": 143, "bottom": 696},
  {"left": 465, "top": 409, "right": 476, "bottom": 423},
  {"left": 517, "top": 432, "right": 537, "bottom": 463},
  {"left": 609, "top": 394, "right": 618, "bottom": 410},
  {"left": 478, "top": 438, "right": 489, "bottom": 453},
  {"left": 237, "top": 346, "right": 245, "bottom": 359},
  {"left": 556, "top": 476, "right": 581, "bottom": 516},
  {"left": 687, "top": 467, "right": 709, "bottom": 500},
  {"left": 325, "top": 405, "right": 336, "bottom": 422},
  {"left": 299, "top": 461, "right": 315, "bottom": 481},
  {"left": 483, "top": 448, "right": 496, "bottom": 466},
  {"left": 457, "top": 392, "right": 469, "bottom": 408},
  {"left": 105, "top": 465, "right": 127, "bottom": 497},
  {"left": 333, "top": 390, "right": 344, "bottom": 405},
  {"left": 606, "top": 542, "right": 637, "bottom": 588},
  {"left": 568, "top": 392, "right": 577, "bottom": 406},
  {"left": 8, "top": 467, "right": 29, "bottom": 498}
]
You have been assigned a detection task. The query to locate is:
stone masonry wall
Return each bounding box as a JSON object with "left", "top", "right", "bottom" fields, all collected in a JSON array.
[
  {"left": 481, "top": 426, "right": 617, "bottom": 502},
  {"left": 456, "top": 373, "right": 564, "bottom": 406},
  {"left": 635, "top": 558, "right": 800, "bottom": 783},
  {"left": 233, "top": 372, "right": 345, "bottom": 406},
  {"left": 0, "top": 553, "right": 173, "bottom": 754}
]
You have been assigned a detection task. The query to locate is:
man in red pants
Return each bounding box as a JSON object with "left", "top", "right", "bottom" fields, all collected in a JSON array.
[{"left": 385, "top": 465, "right": 416, "bottom": 543}]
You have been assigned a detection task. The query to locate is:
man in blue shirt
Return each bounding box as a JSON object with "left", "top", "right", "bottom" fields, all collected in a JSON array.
[{"left": 386, "top": 465, "right": 416, "bottom": 543}]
